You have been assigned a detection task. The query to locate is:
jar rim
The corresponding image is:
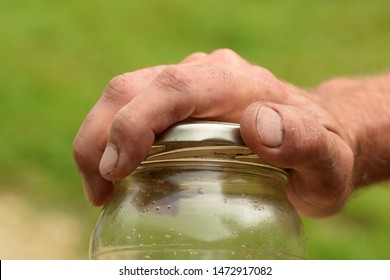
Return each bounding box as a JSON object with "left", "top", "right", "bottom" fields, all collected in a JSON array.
[{"left": 138, "top": 158, "right": 288, "bottom": 179}]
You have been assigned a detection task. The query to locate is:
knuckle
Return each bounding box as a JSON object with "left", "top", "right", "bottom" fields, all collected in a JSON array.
[
  {"left": 190, "top": 51, "right": 207, "bottom": 57},
  {"left": 300, "top": 121, "right": 334, "bottom": 166},
  {"left": 284, "top": 117, "right": 323, "bottom": 164},
  {"left": 153, "top": 66, "right": 196, "bottom": 94},
  {"left": 72, "top": 135, "right": 92, "bottom": 172},
  {"left": 110, "top": 110, "right": 137, "bottom": 142},
  {"left": 211, "top": 48, "right": 238, "bottom": 58},
  {"left": 72, "top": 136, "right": 83, "bottom": 161},
  {"left": 251, "top": 65, "right": 278, "bottom": 84},
  {"left": 185, "top": 51, "right": 207, "bottom": 60},
  {"left": 103, "top": 74, "right": 134, "bottom": 104},
  {"left": 209, "top": 48, "right": 248, "bottom": 65},
  {"left": 249, "top": 66, "right": 285, "bottom": 97}
]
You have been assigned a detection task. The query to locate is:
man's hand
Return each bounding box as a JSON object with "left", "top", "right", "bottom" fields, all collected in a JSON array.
[{"left": 73, "top": 49, "right": 356, "bottom": 218}]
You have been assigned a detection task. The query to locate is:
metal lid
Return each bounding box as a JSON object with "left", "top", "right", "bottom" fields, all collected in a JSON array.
[
  {"left": 154, "top": 121, "right": 244, "bottom": 145},
  {"left": 141, "top": 121, "right": 287, "bottom": 176}
]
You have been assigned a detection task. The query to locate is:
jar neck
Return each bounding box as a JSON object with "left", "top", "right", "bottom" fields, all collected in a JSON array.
[
  {"left": 141, "top": 144, "right": 287, "bottom": 181},
  {"left": 129, "top": 161, "right": 288, "bottom": 202}
]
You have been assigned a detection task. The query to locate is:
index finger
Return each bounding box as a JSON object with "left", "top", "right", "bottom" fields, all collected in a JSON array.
[{"left": 72, "top": 66, "right": 166, "bottom": 205}]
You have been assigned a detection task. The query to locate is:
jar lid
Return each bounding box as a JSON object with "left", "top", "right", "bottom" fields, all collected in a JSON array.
[
  {"left": 154, "top": 121, "right": 244, "bottom": 145},
  {"left": 140, "top": 121, "right": 287, "bottom": 177}
]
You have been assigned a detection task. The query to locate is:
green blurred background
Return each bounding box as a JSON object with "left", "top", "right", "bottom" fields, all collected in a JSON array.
[{"left": 1, "top": 0, "right": 390, "bottom": 259}]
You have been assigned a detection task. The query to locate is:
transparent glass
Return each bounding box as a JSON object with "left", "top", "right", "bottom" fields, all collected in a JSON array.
[{"left": 89, "top": 161, "right": 306, "bottom": 260}]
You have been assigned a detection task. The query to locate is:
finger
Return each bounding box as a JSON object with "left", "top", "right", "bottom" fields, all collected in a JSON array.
[
  {"left": 180, "top": 52, "right": 207, "bottom": 63},
  {"left": 98, "top": 62, "right": 279, "bottom": 182},
  {"left": 180, "top": 49, "right": 250, "bottom": 66},
  {"left": 207, "top": 48, "right": 252, "bottom": 66},
  {"left": 72, "top": 66, "right": 166, "bottom": 205},
  {"left": 240, "top": 102, "right": 354, "bottom": 218}
]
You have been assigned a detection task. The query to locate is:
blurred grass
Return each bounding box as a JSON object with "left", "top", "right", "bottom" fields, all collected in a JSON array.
[{"left": 0, "top": 0, "right": 389, "bottom": 259}]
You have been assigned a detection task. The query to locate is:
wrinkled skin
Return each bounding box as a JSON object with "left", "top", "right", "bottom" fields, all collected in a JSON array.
[{"left": 75, "top": 49, "right": 389, "bottom": 218}]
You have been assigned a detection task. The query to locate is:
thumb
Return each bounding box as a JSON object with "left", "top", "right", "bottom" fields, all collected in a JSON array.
[{"left": 240, "top": 102, "right": 354, "bottom": 218}]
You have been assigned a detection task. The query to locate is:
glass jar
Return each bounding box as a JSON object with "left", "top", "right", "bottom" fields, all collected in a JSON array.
[{"left": 89, "top": 122, "right": 306, "bottom": 259}]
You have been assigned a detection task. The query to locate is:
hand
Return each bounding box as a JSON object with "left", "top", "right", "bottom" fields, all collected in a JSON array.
[{"left": 73, "top": 49, "right": 354, "bottom": 218}]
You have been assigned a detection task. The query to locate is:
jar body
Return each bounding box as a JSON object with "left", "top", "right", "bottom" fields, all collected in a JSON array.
[{"left": 90, "top": 162, "right": 306, "bottom": 260}]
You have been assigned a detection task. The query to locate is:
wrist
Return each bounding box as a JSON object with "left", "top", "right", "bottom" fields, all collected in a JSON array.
[{"left": 313, "top": 74, "right": 390, "bottom": 188}]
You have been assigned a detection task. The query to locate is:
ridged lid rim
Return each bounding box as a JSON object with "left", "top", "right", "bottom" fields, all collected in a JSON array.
[{"left": 155, "top": 121, "right": 244, "bottom": 145}]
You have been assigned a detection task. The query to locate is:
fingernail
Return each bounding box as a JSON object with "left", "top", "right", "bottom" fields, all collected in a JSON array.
[
  {"left": 256, "top": 106, "right": 283, "bottom": 148},
  {"left": 99, "top": 144, "right": 119, "bottom": 175}
]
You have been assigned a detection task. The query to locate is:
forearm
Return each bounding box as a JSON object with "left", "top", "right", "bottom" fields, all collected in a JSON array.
[{"left": 313, "top": 73, "right": 390, "bottom": 188}]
